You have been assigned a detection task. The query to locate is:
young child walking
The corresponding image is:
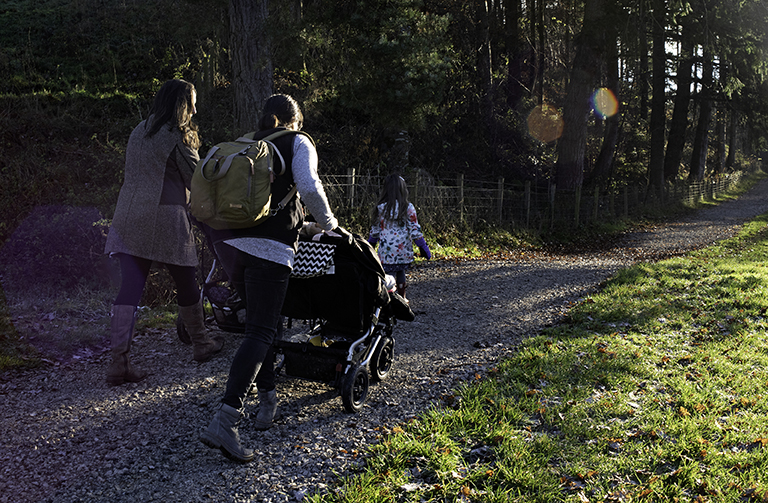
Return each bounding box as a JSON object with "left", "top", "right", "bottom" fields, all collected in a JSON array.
[{"left": 368, "top": 174, "right": 431, "bottom": 300}]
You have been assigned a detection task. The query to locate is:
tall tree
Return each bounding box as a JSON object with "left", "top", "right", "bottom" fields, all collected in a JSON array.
[
  {"left": 637, "top": 0, "right": 650, "bottom": 121},
  {"left": 725, "top": 106, "right": 737, "bottom": 170},
  {"left": 555, "top": 0, "right": 606, "bottom": 190},
  {"left": 663, "top": 18, "right": 695, "bottom": 181},
  {"left": 229, "top": 0, "right": 273, "bottom": 132},
  {"left": 504, "top": 0, "right": 526, "bottom": 107},
  {"left": 475, "top": 0, "right": 493, "bottom": 126},
  {"left": 689, "top": 51, "right": 714, "bottom": 181},
  {"left": 304, "top": 0, "right": 452, "bottom": 131},
  {"left": 647, "top": 0, "right": 666, "bottom": 196},
  {"left": 590, "top": 22, "right": 620, "bottom": 183}
]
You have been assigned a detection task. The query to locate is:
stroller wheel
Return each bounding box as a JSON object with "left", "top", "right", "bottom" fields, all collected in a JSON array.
[
  {"left": 341, "top": 365, "right": 369, "bottom": 413},
  {"left": 176, "top": 316, "right": 191, "bottom": 345},
  {"left": 370, "top": 336, "right": 395, "bottom": 382}
]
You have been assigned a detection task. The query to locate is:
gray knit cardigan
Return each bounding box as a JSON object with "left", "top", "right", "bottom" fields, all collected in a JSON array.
[{"left": 104, "top": 118, "right": 200, "bottom": 266}]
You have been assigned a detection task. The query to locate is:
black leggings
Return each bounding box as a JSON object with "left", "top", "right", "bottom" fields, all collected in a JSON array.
[{"left": 113, "top": 254, "right": 200, "bottom": 307}]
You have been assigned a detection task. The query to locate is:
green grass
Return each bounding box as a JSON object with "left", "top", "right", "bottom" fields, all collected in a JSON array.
[{"left": 309, "top": 215, "right": 768, "bottom": 502}]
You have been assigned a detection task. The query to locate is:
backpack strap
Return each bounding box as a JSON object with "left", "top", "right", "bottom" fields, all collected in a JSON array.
[
  {"left": 200, "top": 143, "right": 260, "bottom": 182},
  {"left": 262, "top": 130, "right": 315, "bottom": 175},
  {"left": 265, "top": 130, "right": 314, "bottom": 214},
  {"left": 240, "top": 129, "right": 316, "bottom": 215},
  {"left": 239, "top": 130, "right": 315, "bottom": 175}
]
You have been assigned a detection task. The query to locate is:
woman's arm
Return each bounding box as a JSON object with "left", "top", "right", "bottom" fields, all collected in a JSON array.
[{"left": 291, "top": 134, "right": 338, "bottom": 231}]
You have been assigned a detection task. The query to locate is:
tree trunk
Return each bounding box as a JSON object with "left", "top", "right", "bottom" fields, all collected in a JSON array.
[
  {"left": 647, "top": 0, "right": 666, "bottom": 196},
  {"left": 726, "top": 106, "right": 737, "bottom": 170},
  {"left": 663, "top": 20, "right": 694, "bottom": 181},
  {"left": 638, "top": 0, "right": 649, "bottom": 121},
  {"left": 536, "top": 0, "right": 545, "bottom": 105},
  {"left": 475, "top": 0, "right": 493, "bottom": 126},
  {"left": 229, "top": 0, "right": 273, "bottom": 133},
  {"left": 713, "top": 107, "right": 725, "bottom": 175},
  {"left": 591, "top": 24, "right": 620, "bottom": 183},
  {"left": 689, "top": 53, "right": 714, "bottom": 182},
  {"left": 504, "top": 0, "right": 526, "bottom": 107},
  {"left": 555, "top": 0, "right": 605, "bottom": 190}
]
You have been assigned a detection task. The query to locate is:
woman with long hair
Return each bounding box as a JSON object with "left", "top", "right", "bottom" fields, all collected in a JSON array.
[{"left": 104, "top": 79, "right": 224, "bottom": 386}]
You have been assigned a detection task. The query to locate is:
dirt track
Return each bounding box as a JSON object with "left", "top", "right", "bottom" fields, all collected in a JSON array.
[{"left": 3, "top": 178, "right": 768, "bottom": 503}]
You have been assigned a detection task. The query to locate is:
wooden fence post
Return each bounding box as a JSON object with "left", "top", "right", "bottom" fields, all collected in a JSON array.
[
  {"left": 549, "top": 182, "right": 556, "bottom": 229},
  {"left": 624, "top": 186, "right": 629, "bottom": 218},
  {"left": 497, "top": 177, "right": 504, "bottom": 224},
  {"left": 575, "top": 186, "right": 582, "bottom": 227},
  {"left": 412, "top": 171, "right": 419, "bottom": 206},
  {"left": 525, "top": 180, "right": 531, "bottom": 228},
  {"left": 609, "top": 188, "right": 615, "bottom": 217},
  {"left": 593, "top": 185, "right": 600, "bottom": 223},
  {"left": 347, "top": 167, "right": 356, "bottom": 208},
  {"left": 457, "top": 173, "right": 464, "bottom": 224}
]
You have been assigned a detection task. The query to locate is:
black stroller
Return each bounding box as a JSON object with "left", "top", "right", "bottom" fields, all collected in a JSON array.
[{"left": 180, "top": 227, "right": 414, "bottom": 413}]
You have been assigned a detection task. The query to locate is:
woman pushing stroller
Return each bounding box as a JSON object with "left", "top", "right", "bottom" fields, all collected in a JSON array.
[{"left": 200, "top": 94, "right": 340, "bottom": 462}]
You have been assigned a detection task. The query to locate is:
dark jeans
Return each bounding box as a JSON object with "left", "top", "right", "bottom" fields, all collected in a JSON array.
[
  {"left": 113, "top": 253, "right": 200, "bottom": 307},
  {"left": 214, "top": 242, "right": 291, "bottom": 410}
]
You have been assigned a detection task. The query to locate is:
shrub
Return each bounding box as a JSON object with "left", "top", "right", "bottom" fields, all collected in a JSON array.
[{"left": 0, "top": 205, "right": 113, "bottom": 297}]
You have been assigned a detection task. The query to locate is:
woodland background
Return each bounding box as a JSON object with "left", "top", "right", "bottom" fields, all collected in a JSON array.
[{"left": 1, "top": 0, "right": 768, "bottom": 295}]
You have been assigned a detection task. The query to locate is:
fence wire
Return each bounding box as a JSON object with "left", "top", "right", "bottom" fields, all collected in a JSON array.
[{"left": 317, "top": 171, "right": 748, "bottom": 234}]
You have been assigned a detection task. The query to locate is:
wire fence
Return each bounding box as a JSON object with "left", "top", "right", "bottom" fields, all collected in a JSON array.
[{"left": 318, "top": 169, "right": 749, "bottom": 233}]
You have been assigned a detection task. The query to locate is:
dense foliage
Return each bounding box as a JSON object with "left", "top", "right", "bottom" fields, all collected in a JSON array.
[{"left": 1, "top": 0, "right": 767, "bottom": 244}]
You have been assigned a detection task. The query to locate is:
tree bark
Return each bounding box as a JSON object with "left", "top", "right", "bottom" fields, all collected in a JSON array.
[
  {"left": 504, "top": 0, "right": 526, "bottom": 107},
  {"left": 663, "top": 20, "right": 694, "bottom": 181},
  {"left": 555, "top": 0, "right": 605, "bottom": 190},
  {"left": 638, "top": 0, "right": 649, "bottom": 121},
  {"left": 726, "top": 106, "right": 737, "bottom": 170},
  {"left": 647, "top": 0, "right": 666, "bottom": 196},
  {"left": 689, "top": 53, "right": 714, "bottom": 182},
  {"left": 591, "top": 24, "right": 620, "bottom": 183},
  {"left": 536, "top": 0, "right": 545, "bottom": 105},
  {"left": 476, "top": 0, "right": 493, "bottom": 126},
  {"left": 229, "top": 0, "right": 273, "bottom": 133},
  {"left": 713, "top": 107, "right": 726, "bottom": 175}
]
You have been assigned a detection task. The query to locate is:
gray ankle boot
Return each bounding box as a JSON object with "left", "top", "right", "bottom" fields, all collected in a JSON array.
[
  {"left": 106, "top": 305, "right": 148, "bottom": 386},
  {"left": 253, "top": 389, "right": 278, "bottom": 431},
  {"left": 201, "top": 403, "right": 254, "bottom": 463},
  {"left": 178, "top": 299, "right": 224, "bottom": 362}
]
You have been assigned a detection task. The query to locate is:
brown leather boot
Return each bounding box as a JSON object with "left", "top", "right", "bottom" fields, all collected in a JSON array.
[
  {"left": 106, "top": 305, "right": 148, "bottom": 386},
  {"left": 178, "top": 299, "right": 224, "bottom": 362}
]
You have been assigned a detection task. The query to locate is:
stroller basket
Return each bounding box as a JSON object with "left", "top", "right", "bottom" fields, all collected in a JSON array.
[{"left": 281, "top": 341, "right": 351, "bottom": 383}]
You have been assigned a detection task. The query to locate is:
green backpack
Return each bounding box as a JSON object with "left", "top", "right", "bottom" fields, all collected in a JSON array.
[{"left": 190, "top": 130, "right": 313, "bottom": 230}]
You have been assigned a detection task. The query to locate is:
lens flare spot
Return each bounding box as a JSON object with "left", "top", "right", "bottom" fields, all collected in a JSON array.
[
  {"left": 527, "top": 104, "right": 563, "bottom": 143},
  {"left": 592, "top": 88, "right": 618, "bottom": 119}
]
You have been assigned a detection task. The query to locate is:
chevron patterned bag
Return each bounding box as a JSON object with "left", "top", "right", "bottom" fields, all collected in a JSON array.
[{"left": 292, "top": 241, "right": 335, "bottom": 278}]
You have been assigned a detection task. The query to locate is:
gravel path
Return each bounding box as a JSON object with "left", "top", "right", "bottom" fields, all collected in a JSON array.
[{"left": 3, "top": 178, "right": 768, "bottom": 503}]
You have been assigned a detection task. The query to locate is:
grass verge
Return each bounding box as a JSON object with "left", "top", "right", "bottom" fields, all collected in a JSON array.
[{"left": 309, "top": 214, "right": 768, "bottom": 502}]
